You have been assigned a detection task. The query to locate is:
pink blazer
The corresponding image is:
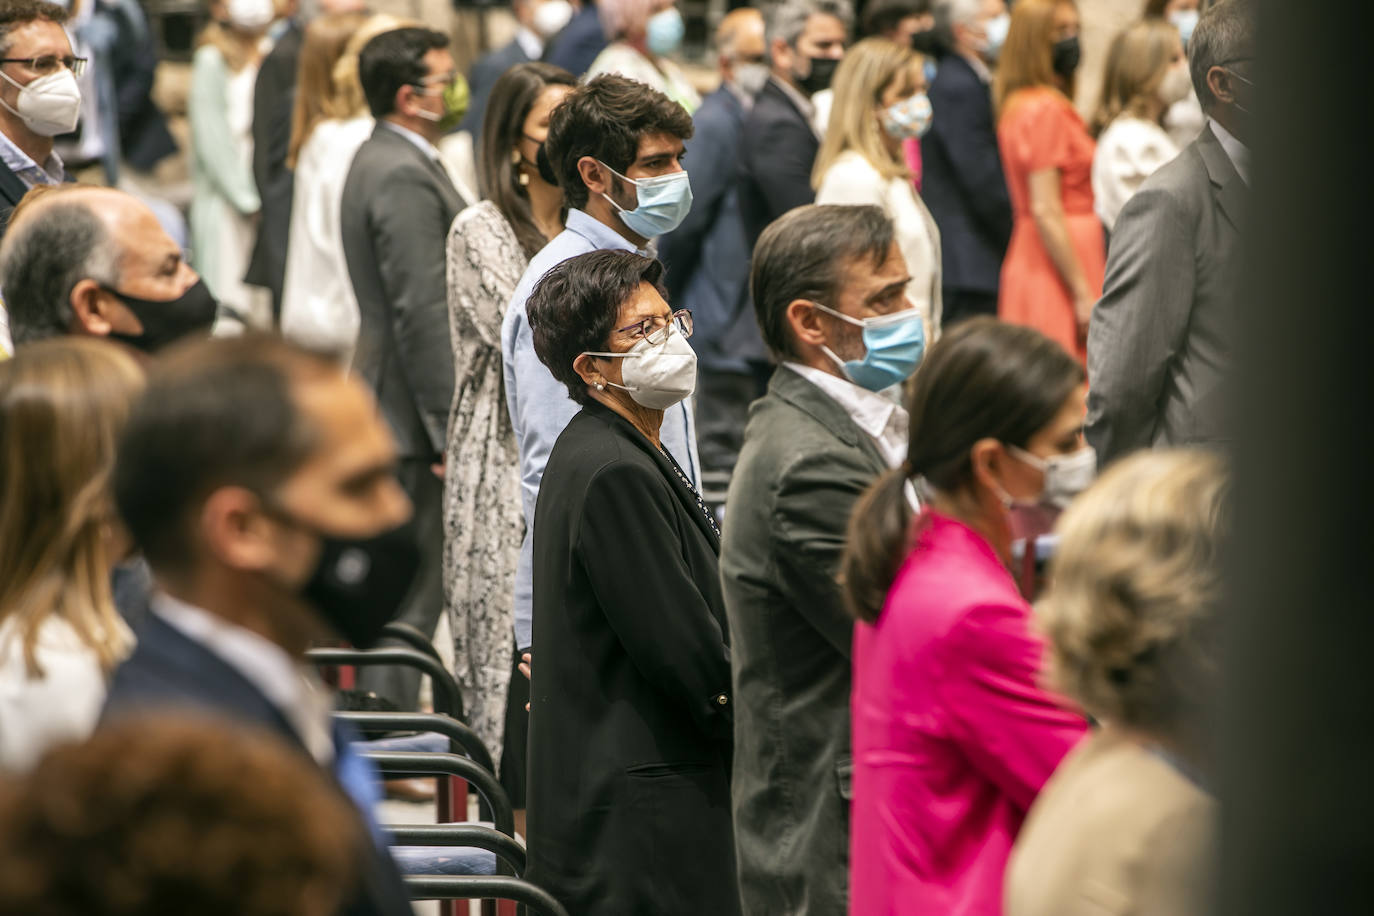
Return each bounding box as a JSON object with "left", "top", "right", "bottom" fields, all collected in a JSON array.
[{"left": 849, "top": 512, "right": 1087, "bottom": 916}]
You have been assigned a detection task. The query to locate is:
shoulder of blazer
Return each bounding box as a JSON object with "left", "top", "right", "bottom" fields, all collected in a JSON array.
[
  {"left": 765, "top": 366, "right": 869, "bottom": 450},
  {"left": 0, "top": 158, "right": 29, "bottom": 208}
]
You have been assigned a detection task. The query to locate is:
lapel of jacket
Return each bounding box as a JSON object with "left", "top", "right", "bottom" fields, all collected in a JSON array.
[
  {"left": 1196, "top": 124, "right": 1247, "bottom": 234},
  {"left": 0, "top": 158, "right": 30, "bottom": 209},
  {"left": 373, "top": 123, "right": 467, "bottom": 211},
  {"left": 769, "top": 366, "right": 889, "bottom": 473},
  {"left": 587, "top": 401, "right": 721, "bottom": 550}
]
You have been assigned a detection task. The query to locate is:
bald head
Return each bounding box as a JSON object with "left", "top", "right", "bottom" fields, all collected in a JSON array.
[
  {"left": 0, "top": 186, "right": 204, "bottom": 348},
  {"left": 716, "top": 7, "right": 766, "bottom": 83}
]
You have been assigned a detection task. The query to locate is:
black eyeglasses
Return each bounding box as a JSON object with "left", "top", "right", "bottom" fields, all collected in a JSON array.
[{"left": 1, "top": 55, "right": 87, "bottom": 77}]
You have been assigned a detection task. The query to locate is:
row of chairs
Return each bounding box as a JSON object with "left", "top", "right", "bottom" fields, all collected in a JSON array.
[{"left": 308, "top": 623, "right": 567, "bottom": 916}]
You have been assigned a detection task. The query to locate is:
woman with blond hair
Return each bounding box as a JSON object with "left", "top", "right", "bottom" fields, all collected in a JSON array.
[
  {"left": 1006, "top": 448, "right": 1226, "bottom": 916},
  {"left": 189, "top": 0, "right": 275, "bottom": 332},
  {"left": 994, "top": 0, "right": 1104, "bottom": 363},
  {"left": 584, "top": 0, "right": 700, "bottom": 113},
  {"left": 279, "top": 13, "right": 407, "bottom": 357},
  {"left": 814, "top": 37, "right": 943, "bottom": 345},
  {"left": 0, "top": 338, "right": 145, "bottom": 772},
  {"left": 1090, "top": 19, "right": 1187, "bottom": 229}
]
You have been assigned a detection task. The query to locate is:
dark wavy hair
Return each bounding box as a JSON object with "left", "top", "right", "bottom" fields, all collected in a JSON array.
[
  {"left": 544, "top": 74, "right": 693, "bottom": 211},
  {"left": 841, "top": 318, "right": 1084, "bottom": 623},
  {"left": 479, "top": 62, "right": 578, "bottom": 260},
  {"left": 527, "top": 250, "right": 667, "bottom": 406}
]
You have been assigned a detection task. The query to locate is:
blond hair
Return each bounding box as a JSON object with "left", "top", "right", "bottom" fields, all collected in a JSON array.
[
  {"left": 287, "top": 10, "right": 370, "bottom": 169},
  {"left": 993, "top": 0, "right": 1077, "bottom": 116},
  {"left": 0, "top": 338, "right": 145, "bottom": 677},
  {"left": 331, "top": 14, "right": 418, "bottom": 119},
  {"left": 812, "top": 37, "right": 923, "bottom": 188},
  {"left": 1090, "top": 18, "right": 1179, "bottom": 136},
  {"left": 1036, "top": 449, "right": 1228, "bottom": 733}
]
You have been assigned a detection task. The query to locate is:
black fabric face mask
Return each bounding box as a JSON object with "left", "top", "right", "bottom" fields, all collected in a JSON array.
[
  {"left": 295, "top": 517, "right": 421, "bottom": 650},
  {"left": 798, "top": 56, "right": 840, "bottom": 95},
  {"left": 535, "top": 140, "right": 559, "bottom": 186},
  {"left": 104, "top": 278, "right": 218, "bottom": 353},
  {"left": 1051, "top": 36, "right": 1081, "bottom": 78}
]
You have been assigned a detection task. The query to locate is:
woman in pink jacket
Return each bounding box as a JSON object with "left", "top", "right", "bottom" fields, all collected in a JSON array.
[{"left": 841, "top": 317, "right": 1090, "bottom": 915}]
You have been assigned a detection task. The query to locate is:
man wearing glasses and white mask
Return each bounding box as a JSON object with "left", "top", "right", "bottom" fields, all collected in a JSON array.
[{"left": 0, "top": 1, "right": 84, "bottom": 236}]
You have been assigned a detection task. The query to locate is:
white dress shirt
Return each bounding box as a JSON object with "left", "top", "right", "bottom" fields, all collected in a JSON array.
[
  {"left": 154, "top": 595, "right": 336, "bottom": 766},
  {"left": 1209, "top": 118, "right": 1250, "bottom": 186}
]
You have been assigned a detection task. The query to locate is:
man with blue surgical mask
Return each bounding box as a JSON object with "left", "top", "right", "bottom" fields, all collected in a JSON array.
[
  {"left": 501, "top": 73, "right": 700, "bottom": 656},
  {"left": 721, "top": 204, "right": 921, "bottom": 916}
]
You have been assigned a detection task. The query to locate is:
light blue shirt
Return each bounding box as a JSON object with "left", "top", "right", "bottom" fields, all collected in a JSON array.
[
  {"left": 0, "top": 128, "right": 64, "bottom": 187},
  {"left": 501, "top": 208, "right": 701, "bottom": 648}
]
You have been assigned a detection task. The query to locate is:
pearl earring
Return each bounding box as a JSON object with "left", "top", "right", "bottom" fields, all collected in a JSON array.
[
  {"left": 511, "top": 149, "right": 521, "bottom": 165},
  {"left": 595, "top": 382, "right": 605, "bottom": 391},
  {"left": 518, "top": 172, "right": 530, "bottom": 186}
]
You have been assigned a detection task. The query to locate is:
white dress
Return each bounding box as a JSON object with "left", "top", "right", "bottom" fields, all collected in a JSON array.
[
  {"left": 0, "top": 616, "right": 128, "bottom": 772},
  {"left": 279, "top": 115, "right": 375, "bottom": 358},
  {"left": 815, "top": 149, "right": 944, "bottom": 343},
  {"left": 1092, "top": 116, "right": 1181, "bottom": 230}
]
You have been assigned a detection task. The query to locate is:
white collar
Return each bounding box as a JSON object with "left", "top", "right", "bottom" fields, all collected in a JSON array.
[
  {"left": 379, "top": 118, "right": 440, "bottom": 161},
  {"left": 514, "top": 27, "right": 544, "bottom": 61},
  {"left": 782, "top": 361, "right": 905, "bottom": 448},
  {"left": 1208, "top": 117, "right": 1250, "bottom": 186},
  {"left": 0, "top": 128, "right": 64, "bottom": 185},
  {"left": 153, "top": 594, "right": 336, "bottom": 765}
]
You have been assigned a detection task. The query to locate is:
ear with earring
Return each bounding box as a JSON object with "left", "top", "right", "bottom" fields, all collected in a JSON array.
[{"left": 512, "top": 148, "right": 530, "bottom": 186}]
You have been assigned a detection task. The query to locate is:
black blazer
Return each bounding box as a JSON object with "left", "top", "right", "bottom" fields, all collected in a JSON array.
[
  {"left": 340, "top": 125, "right": 466, "bottom": 460},
  {"left": 244, "top": 20, "right": 301, "bottom": 311},
  {"left": 457, "top": 39, "right": 532, "bottom": 144},
  {"left": 526, "top": 401, "right": 740, "bottom": 915},
  {"left": 0, "top": 158, "right": 27, "bottom": 238},
  {"left": 101, "top": 612, "right": 414, "bottom": 916},
  {"left": 919, "top": 53, "right": 1012, "bottom": 295},
  {"left": 737, "top": 77, "right": 819, "bottom": 247}
]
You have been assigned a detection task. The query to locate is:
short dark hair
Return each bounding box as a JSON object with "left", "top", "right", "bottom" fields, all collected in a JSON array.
[
  {"left": 750, "top": 204, "right": 896, "bottom": 361},
  {"left": 0, "top": 196, "right": 118, "bottom": 346},
  {"left": 1189, "top": 0, "right": 1255, "bottom": 110},
  {"left": 357, "top": 26, "right": 449, "bottom": 119},
  {"left": 113, "top": 335, "right": 341, "bottom": 574},
  {"left": 0, "top": 0, "right": 67, "bottom": 56},
  {"left": 479, "top": 62, "right": 578, "bottom": 260},
  {"left": 861, "top": 0, "right": 928, "bottom": 38},
  {"left": 527, "top": 250, "right": 667, "bottom": 406},
  {"left": 544, "top": 74, "right": 694, "bottom": 211}
]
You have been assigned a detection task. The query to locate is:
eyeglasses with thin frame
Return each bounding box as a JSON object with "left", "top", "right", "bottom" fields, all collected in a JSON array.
[
  {"left": 0, "top": 55, "right": 87, "bottom": 77},
  {"left": 614, "top": 309, "right": 693, "bottom": 343}
]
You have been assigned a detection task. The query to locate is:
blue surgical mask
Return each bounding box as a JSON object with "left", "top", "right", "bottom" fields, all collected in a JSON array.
[
  {"left": 812, "top": 301, "right": 926, "bottom": 392},
  {"left": 597, "top": 160, "right": 693, "bottom": 238},
  {"left": 646, "top": 7, "right": 685, "bottom": 56},
  {"left": 1169, "top": 8, "right": 1199, "bottom": 47},
  {"left": 982, "top": 12, "right": 1010, "bottom": 60}
]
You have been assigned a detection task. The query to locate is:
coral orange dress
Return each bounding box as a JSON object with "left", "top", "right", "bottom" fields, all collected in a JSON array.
[{"left": 997, "top": 87, "right": 1105, "bottom": 362}]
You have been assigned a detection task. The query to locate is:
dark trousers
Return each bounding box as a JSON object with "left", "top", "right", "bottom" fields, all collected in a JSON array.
[
  {"left": 696, "top": 365, "right": 771, "bottom": 507},
  {"left": 357, "top": 457, "right": 444, "bottom": 709},
  {"left": 942, "top": 287, "right": 1000, "bottom": 328}
]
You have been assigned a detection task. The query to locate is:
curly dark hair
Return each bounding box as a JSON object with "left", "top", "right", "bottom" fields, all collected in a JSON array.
[
  {"left": 527, "top": 249, "right": 667, "bottom": 405},
  {"left": 544, "top": 74, "right": 694, "bottom": 211},
  {"left": 0, "top": 715, "right": 364, "bottom": 916}
]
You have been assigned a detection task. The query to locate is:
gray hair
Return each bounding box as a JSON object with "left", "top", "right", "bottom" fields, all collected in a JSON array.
[
  {"left": 765, "top": 0, "right": 854, "bottom": 51},
  {"left": 750, "top": 204, "right": 894, "bottom": 361},
  {"left": 1188, "top": 0, "right": 1255, "bottom": 111},
  {"left": 0, "top": 199, "right": 120, "bottom": 346},
  {"left": 933, "top": 0, "right": 982, "bottom": 30}
]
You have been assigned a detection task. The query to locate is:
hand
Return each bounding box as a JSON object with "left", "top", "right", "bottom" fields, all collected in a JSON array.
[
  {"left": 520, "top": 652, "right": 532, "bottom": 711},
  {"left": 1073, "top": 293, "right": 1095, "bottom": 340},
  {"left": 431, "top": 462, "right": 445, "bottom": 479}
]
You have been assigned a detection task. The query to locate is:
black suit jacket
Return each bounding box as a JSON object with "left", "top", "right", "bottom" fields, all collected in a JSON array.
[
  {"left": 101, "top": 612, "right": 414, "bottom": 916},
  {"left": 541, "top": 2, "right": 606, "bottom": 77},
  {"left": 738, "top": 77, "right": 819, "bottom": 247},
  {"left": 244, "top": 19, "right": 301, "bottom": 311},
  {"left": 920, "top": 53, "right": 1012, "bottom": 295},
  {"left": 340, "top": 125, "right": 466, "bottom": 460},
  {"left": 526, "top": 401, "right": 740, "bottom": 915},
  {"left": 0, "top": 158, "right": 29, "bottom": 239},
  {"left": 457, "top": 39, "right": 532, "bottom": 144}
]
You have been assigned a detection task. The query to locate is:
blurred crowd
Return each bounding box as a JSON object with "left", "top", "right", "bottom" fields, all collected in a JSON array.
[{"left": 0, "top": 0, "right": 1250, "bottom": 914}]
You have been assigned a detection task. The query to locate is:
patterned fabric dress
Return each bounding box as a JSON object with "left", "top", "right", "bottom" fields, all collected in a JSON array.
[{"left": 442, "top": 201, "right": 529, "bottom": 769}]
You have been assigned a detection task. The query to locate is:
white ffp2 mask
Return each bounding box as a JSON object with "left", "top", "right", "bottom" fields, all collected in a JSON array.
[
  {"left": 584, "top": 324, "right": 698, "bottom": 410},
  {"left": 0, "top": 68, "right": 81, "bottom": 137}
]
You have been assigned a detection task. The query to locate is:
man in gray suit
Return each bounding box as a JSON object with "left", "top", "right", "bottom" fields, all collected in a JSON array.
[
  {"left": 341, "top": 27, "right": 467, "bottom": 710},
  {"left": 1086, "top": 0, "right": 1254, "bottom": 465},
  {"left": 721, "top": 204, "right": 921, "bottom": 914}
]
